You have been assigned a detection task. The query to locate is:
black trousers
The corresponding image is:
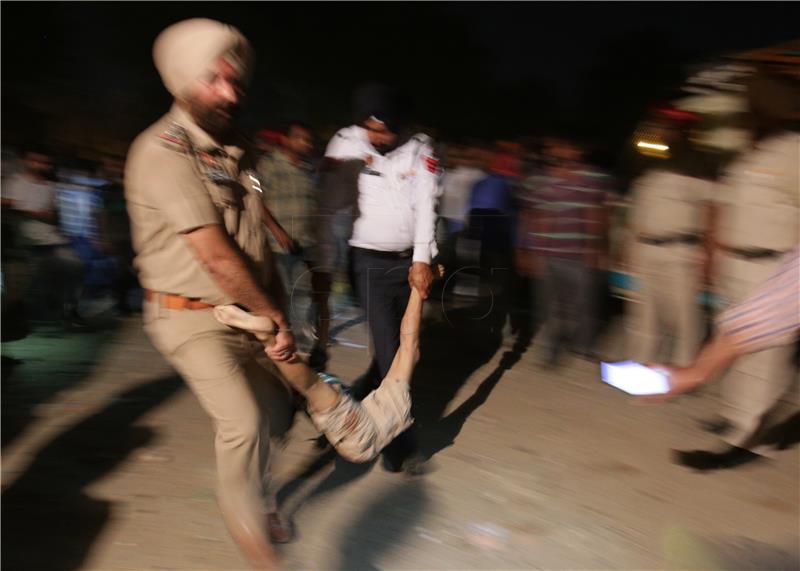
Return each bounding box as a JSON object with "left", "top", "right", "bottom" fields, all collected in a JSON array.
[
  {"left": 349, "top": 247, "right": 417, "bottom": 461},
  {"left": 350, "top": 248, "right": 413, "bottom": 378}
]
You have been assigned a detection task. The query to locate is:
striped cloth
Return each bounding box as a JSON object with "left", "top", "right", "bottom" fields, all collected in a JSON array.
[
  {"left": 56, "top": 185, "right": 104, "bottom": 241},
  {"left": 520, "top": 168, "right": 614, "bottom": 259},
  {"left": 718, "top": 246, "right": 800, "bottom": 353}
]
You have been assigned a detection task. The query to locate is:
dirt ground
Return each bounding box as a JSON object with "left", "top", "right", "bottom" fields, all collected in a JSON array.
[{"left": 2, "top": 305, "right": 798, "bottom": 571}]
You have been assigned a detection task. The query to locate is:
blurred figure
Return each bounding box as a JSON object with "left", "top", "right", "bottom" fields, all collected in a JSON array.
[
  {"left": 1, "top": 150, "right": 29, "bottom": 341},
  {"left": 466, "top": 148, "right": 519, "bottom": 338},
  {"left": 322, "top": 86, "right": 439, "bottom": 473},
  {"left": 515, "top": 139, "right": 551, "bottom": 321},
  {"left": 626, "top": 110, "right": 713, "bottom": 366},
  {"left": 126, "top": 19, "right": 296, "bottom": 569},
  {"left": 647, "top": 247, "right": 799, "bottom": 469},
  {"left": 523, "top": 138, "right": 612, "bottom": 366},
  {"left": 677, "top": 73, "right": 800, "bottom": 470},
  {"left": 55, "top": 158, "right": 104, "bottom": 243},
  {"left": 98, "top": 156, "right": 140, "bottom": 314},
  {"left": 2, "top": 148, "right": 85, "bottom": 328},
  {"left": 440, "top": 143, "right": 485, "bottom": 236},
  {"left": 257, "top": 121, "right": 330, "bottom": 367},
  {"left": 438, "top": 143, "right": 485, "bottom": 275},
  {"left": 254, "top": 128, "right": 283, "bottom": 158},
  {"left": 650, "top": 247, "right": 799, "bottom": 404},
  {"left": 55, "top": 158, "right": 116, "bottom": 303}
]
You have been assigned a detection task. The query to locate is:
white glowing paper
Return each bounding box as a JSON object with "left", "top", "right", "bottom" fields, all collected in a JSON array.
[{"left": 601, "top": 361, "right": 671, "bottom": 396}]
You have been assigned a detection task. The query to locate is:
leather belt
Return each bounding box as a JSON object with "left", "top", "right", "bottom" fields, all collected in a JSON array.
[
  {"left": 144, "top": 290, "right": 214, "bottom": 310},
  {"left": 638, "top": 234, "right": 701, "bottom": 246},
  {"left": 351, "top": 247, "right": 413, "bottom": 260},
  {"left": 720, "top": 246, "right": 786, "bottom": 260}
]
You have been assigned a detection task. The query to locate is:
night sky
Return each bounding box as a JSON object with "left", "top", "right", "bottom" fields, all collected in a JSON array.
[{"left": 2, "top": 2, "right": 798, "bottom": 155}]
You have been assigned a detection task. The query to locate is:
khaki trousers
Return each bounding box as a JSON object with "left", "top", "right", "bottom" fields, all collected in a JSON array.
[
  {"left": 627, "top": 242, "right": 704, "bottom": 367},
  {"left": 142, "top": 300, "right": 294, "bottom": 542},
  {"left": 716, "top": 252, "right": 798, "bottom": 448}
]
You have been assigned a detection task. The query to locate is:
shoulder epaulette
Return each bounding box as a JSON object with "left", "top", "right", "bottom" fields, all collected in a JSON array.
[{"left": 158, "top": 122, "right": 192, "bottom": 155}]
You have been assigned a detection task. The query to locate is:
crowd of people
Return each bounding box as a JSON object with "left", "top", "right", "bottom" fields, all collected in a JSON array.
[
  {"left": 1, "top": 149, "right": 138, "bottom": 336},
  {"left": 1, "top": 16, "right": 797, "bottom": 571}
]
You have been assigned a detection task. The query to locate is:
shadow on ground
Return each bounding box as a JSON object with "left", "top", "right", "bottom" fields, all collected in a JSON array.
[
  {"left": 662, "top": 528, "right": 800, "bottom": 570},
  {"left": 763, "top": 411, "right": 800, "bottom": 452},
  {"left": 1, "top": 318, "right": 122, "bottom": 449},
  {"left": 1, "top": 375, "right": 183, "bottom": 571},
  {"left": 415, "top": 321, "right": 535, "bottom": 461},
  {"left": 337, "top": 479, "right": 430, "bottom": 571}
]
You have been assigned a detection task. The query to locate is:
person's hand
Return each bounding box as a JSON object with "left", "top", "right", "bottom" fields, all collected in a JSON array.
[
  {"left": 274, "top": 227, "right": 295, "bottom": 253},
  {"left": 408, "top": 262, "right": 434, "bottom": 299},
  {"left": 635, "top": 365, "right": 706, "bottom": 404},
  {"left": 265, "top": 330, "right": 298, "bottom": 363}
]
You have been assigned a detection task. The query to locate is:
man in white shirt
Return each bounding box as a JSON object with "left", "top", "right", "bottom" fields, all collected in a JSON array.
[
  {"left": 323, "top": 108, "right": 440, "bottom": 472},
  {"left": 440, "top": 144, "right": 484, "bottom": 236}
]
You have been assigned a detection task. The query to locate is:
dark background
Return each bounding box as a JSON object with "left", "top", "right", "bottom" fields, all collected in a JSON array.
[{"left": 2, "top": 2, "right": 799, "bottom": 156}]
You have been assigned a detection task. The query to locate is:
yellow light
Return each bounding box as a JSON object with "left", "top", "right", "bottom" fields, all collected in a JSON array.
[{"left": 637, "top": 141, "right": 669, "bottom": 151}]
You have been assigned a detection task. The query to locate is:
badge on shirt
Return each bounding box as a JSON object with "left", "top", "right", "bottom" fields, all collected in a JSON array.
[
  {"left": 196, "top": 151, "right": 238, "bottom": 186},
  {"left": 423, "top": 155, "right": 441, "bottom": 175},
  {"left": 362, "top": 166, "right": 382, "bottom": 177}
]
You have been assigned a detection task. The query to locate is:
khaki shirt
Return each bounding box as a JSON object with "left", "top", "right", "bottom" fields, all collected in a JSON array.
[
  {"left": 125, "top": 104, "right": 271, "bottom": 305},
  {"left": 715, "top": 132, "right": 800, "bottom": 251},
  {"left": 629, "top": 169, "right": 712, "bottom": 238}
]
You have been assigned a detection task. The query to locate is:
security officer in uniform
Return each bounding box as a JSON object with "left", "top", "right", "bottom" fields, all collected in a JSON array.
[
  {"left": 126, "top": 19, "right": 295, "bottom": 569},
  {"left": 676, "top": 73, "right": 800, "bottom": 470},
  {"left": 322, "top": 95, "right": 439, "bottom": 472},
  {"left": 627, "top": 112, "right": 713, "bottom": 367}
]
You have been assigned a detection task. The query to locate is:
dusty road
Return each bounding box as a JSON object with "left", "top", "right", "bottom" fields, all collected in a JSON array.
[{"left": 2, "top": 304, "right": 798, "bottom": 571}]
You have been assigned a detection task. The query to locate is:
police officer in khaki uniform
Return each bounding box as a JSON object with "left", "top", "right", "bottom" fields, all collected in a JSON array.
[
  {"left": 676, "top": 74, "right": 800, "bottom": 470},
  {"left": 126, "top": 19, "right": 296, "bottom": 569},
  {"left": 627, "top": 115, "right": 713, "bottom": 367}
]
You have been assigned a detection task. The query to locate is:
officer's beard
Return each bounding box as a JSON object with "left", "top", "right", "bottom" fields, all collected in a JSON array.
[
  {"left": 184, "top": 96, "right": 241, "bottom": 140},
  {"left": 372, "top": 139, "right": 399, "bottom": 156}
]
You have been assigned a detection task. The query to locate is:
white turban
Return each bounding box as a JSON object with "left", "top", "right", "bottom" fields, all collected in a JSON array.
[{"left": 153, "top": 18, "right": 254, "bottom": 98}]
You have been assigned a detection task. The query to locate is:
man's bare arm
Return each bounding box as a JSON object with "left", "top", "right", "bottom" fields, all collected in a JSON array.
[
  {"left": 183, "top": 224, "right": 289, "bottom": 329},
  {"left": 641, "top": 334, "right": 740, "bottom": 402},
  {"left": 386, "top": 287, "right": 424, "bottom": 382}
]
